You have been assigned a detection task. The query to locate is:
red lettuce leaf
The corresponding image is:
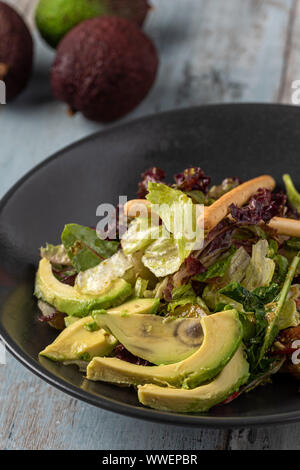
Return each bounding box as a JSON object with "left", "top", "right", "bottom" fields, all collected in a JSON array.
[
  {"left": 138, "top": 167, "right": 166, "bottom": 199},
  {"left": 174, "top": 167, "right": 211, "bottom": 194},
  {"left": 230, "top": 188, "right": 286, "bottom": 225}
]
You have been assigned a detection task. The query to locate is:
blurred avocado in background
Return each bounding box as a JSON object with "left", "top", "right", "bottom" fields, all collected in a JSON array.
[
  {"left": 0, "top": 1, "right": 33, "bottom": 100},
  {"left": 35, "top": 0, "right": 151, "bottom": 48}
]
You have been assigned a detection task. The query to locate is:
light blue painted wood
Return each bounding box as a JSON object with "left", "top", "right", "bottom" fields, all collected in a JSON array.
[{"left": 1, "top": 0, "right": 300, "bottom": 450}]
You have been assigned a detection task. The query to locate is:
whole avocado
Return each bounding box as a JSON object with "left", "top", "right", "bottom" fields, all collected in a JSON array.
[
  {"left": 0, "top": 2, "right": 33, "bottom": 101},
  {"left": 35, "top": 0, "right": 151, "bottom": 48},
  {"left": 51, "top": 17, "right": 158, "bottom": 122}
]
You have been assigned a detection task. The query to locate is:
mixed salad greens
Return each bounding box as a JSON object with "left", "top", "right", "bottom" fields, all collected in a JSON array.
[{"left": 35, "top": 167, "right": 300, "bottom": 413}]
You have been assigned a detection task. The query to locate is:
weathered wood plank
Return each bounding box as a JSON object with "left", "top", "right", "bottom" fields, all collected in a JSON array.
[
  {"left": 1, "top": 0, "right": 300, "bottom": 451},
  {"left": 0, "top": 354, "right": 229, "bottom": 450},
  {"left": 277, "top": 0, "right": 300, "bottom": 102}
]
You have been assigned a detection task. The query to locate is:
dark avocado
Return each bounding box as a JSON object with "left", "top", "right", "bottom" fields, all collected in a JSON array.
[
  {"left": 110, "top": 0, "right": 150, "bottom": 27},
  {"left": 0, "top": 2, "right": 33, "bottom": 101},
  {"left": 51, "top": 16, "right": 158, "bottom": 122}
]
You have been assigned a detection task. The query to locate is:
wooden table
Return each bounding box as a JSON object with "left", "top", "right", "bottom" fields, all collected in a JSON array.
[{"left": 1, "top": 0, "right": 300, "bottom": 450}]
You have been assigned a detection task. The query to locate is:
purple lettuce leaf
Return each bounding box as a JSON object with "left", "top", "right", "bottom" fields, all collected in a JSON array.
[
  {"left": 174, "top": 167, "right": 211, "bottom": 194},
  {"left": 230, "top": 188, "right": 286, "bottom": 225},
  {"left": 138, "top": 167, "right": 166, "bottom": 199}
]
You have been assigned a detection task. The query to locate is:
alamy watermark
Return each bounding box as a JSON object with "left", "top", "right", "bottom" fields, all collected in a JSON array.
[
  {"left": 0, "top": 80, "right": 6, "bottom": 104},
  {"left": 96, "top": 196, "right": 205, "bottom": 250},
  {"left": 291, "top": 340, "right": 300, "bottom": 365}
]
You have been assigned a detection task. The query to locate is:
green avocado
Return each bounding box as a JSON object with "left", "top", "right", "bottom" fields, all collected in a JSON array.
[
  {"left": 64, "top": 316, "right": 80, "bottom": 328},
  {"left": 35, "top": 258, "right": 132, "bottom": 316},
  {"left": 40, "top": 315, "right": 117, "bottom": 362},
  {"left": 93, "top": 312, "right": 204, "bottom": 365},
  {"left": 35, "top": 0, "right": 149, "bottom": 48},
  {"left": 138, "top": 346, "right": 249, "bottom": 412},
  {"left": 86, "top": 310, "right": 243, "bottom": 389},
  {"left": 35, "top": 0, "right": 106, "bottom": 48},
  {"left": 103, "top": 297, "right": 160, "bottom": 316}
]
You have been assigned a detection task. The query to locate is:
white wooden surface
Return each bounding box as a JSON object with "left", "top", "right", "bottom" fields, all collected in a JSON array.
[{"left": 1, "top": 0, "right": 300, "bottom": 450}]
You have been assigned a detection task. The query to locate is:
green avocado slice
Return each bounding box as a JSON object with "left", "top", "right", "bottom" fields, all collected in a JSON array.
[
  {"left": 41, "top": 298, "right": 159, "bottom": 364},
  {"left": 34, "top": 258, "right": 132, "bottom": 316},
  {"left": 39, "top": 316, "right": 117, "bottom": 362},
  {"left": 86, "top": 310, "right": 243, "bottom": 389},
  {"left": 138, "top": 346, "right": 249, "bottom": 412},
  {"left": 105, "top": 297, "right": 160, "bottom": 316},
  {"left": 93, "top": 312, "right": 204, "bottom": 365}
]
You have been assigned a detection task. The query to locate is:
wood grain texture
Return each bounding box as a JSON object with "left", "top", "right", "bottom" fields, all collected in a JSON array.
[{"left": 1, "top": 0, "right": 300, "bottom": 450}]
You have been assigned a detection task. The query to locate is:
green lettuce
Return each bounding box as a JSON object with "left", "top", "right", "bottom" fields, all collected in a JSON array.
[
  {"left": 219, "top": 282, "right": 275, "bottom": 371},
  {"left": 194, "top": 248, "right": 236, "bottom": 282},
  {"left": 272, "top": 254, "right": 289, "bottom": 284},
  {"left": 172, "top": 283, "right": 195, "bottom": 299},
  {"left": 284, "top": 237, "right": 300, "bottom": 251},
  {"left": 242, "top": 240, "right": 275, "bottom": 291},
  {"left": 224, "top": 247, "right": 250, "bottom": 284},
  {"left": 134, "top": 277, "right": 149, "bottom": 298},
  {"left": 283, "top": 174, "right": 300, "bottom": 213},
  {"left": 142, "top": 236, "right": 185, "bottom": 278},
  {"left": 259, "top": 251, "right": 300, "bottom": 362},
  {"left": 75, "top": 250, "right": 133, "bottom": 295},
  {"left": 40, "top": 243, "right": 71, "bottom": 265},
  {"left": 121, "top": 217, "right": 161, "bottom": 256},
  {"left": 202, "top": 284, "right": 243, "bottom": 312},
  {"left": 167, "top": 296, "right": 209, "bottom": 314},
  {"left": 167, "top": 283, "right": 209, "bottom": 314},
  {"left": 146, "top": 182, "right": 202, "bottom": 261},
  {"left": 277, "top": 299, "right": 299, "bottom": 330},
  {"left": 62, "top": 224, "right": 119, "bottom": 272}
]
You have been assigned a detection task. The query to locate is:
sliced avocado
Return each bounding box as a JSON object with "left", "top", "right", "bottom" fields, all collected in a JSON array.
[
  {"left": 101, "top": 297, "right": 160, "bottom": 316},
  {"left": 138, "top": 346, "right": 249, "bottom": 412},
  {"left": 64, "top": 316, "right": 80, "bottom": 328},
  {"left": 35, "top": 258, "right": 132, "bottom": 316},
  {"left": 86, "top": 310, "right": 243, "bottom": 388},
  {"left": 93, "top": 312, "right": 203, "bottom": 365},
  {"left": 40, "top": 316, "right": 117, "bottom": 362}
]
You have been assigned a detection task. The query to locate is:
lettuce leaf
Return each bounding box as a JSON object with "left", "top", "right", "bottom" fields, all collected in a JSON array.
[
  {"left": 146, "top": 182, "right": 202, "bottom": 261},
  {"left": 194, "top": 248, "right": 236, "bottom": 282},
  {"left": 134, "top": 277, "right": 149, "bottom": 298},
  {"left": 242, "top": 240, "right": 275, "bottom": 291},
  {"left": 224, "top": 247, "right": 250, "bottom": 284},
  {"left": 202, "top": 284, "right": 243, "bottom": 312},
  {"left": 40, "top": 243, "right": 71, "bottom": 266},
  {"left": 167, "top": 296, "right": 209, "bottom": 315},
  {"left": 283, "top": 174, "right": 300, "bottom": 213},
  {"left": 219, "top": 282, "right": 279, "bottom": 311},
  {"left": 142, "top": 236, "right": 185, "bottom": 278},
  {"left": 259, "top": 251, "right": 300, "bottom": 362},
  {"left": 121, "top": 217, "right": 161, "bottom": 256},
  {"left": 272, "top": 254, "right": 289, "bottom": 284},
  {"left": 172, "top": 283, "right": 195, "bottom": 299},
  {"left": 277, "top": 299, "right": 299, "bottom": 330},
  {"left": 75, "top": 250, "right": 133, "bottom": 295},
  {"left": 62, "top": 224, "right": 119, "bottom": 272}
]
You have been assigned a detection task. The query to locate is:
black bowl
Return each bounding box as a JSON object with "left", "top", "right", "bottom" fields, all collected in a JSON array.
[{"left": 1, "top": 104, "right": 300, "bottom": 427}]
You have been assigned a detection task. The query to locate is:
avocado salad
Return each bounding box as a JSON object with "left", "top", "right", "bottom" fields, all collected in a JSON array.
[{"left": 35, "top": 167, "right": 300, "bottom": 413}]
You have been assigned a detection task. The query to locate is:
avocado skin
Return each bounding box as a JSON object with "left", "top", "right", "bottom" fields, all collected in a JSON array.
[
  {"left": 0, "top": 2, "right": 33, "bottom": 100},
  {"left": 35, "top": 258, "right": 132, "bottom": 317},
  {"left": 35, "top": 0, "right": 150, "bottom": 48},
  {"left": 138, "top": 346, "right": 250, "bottom": 413},
  {"left": 51, "top": 16, "right": 158, "bottom": 122}
]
